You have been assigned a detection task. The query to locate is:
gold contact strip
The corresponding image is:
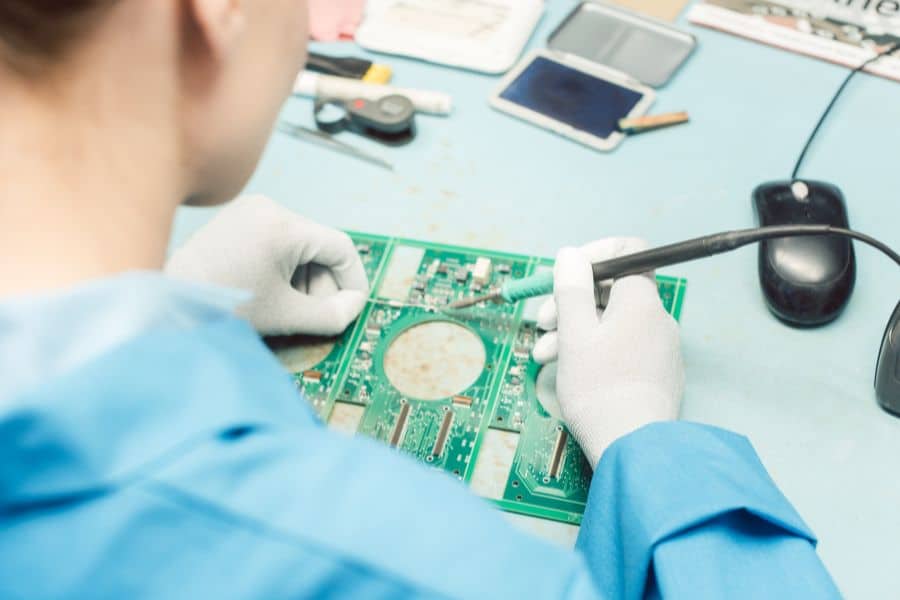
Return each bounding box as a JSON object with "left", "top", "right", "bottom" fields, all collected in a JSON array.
[
  {"left": 390, "top": 402, "right": 411, "bottom": 447},
  {"left": 432, "top": 410, "right": 454, "bottom": 457},
  {"left": 548, "top": 428, "right": 568, "bottom": 480}
]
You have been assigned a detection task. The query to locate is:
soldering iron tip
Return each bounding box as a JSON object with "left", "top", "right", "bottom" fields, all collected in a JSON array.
[{"left": 447, "top": 291, "right": 501, "bottom": 310}]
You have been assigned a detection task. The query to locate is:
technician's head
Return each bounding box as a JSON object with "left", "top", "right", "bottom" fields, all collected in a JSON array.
[{"left": 0, "top": 0, "right": 308, "bottom": 205}]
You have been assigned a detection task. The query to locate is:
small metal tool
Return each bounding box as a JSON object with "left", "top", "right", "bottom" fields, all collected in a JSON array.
[
  {"left": 449, "top": 290, "right": 504, "bottom": 310},
  {"left": 277, "top": 121, "right": 394, "bottom": 171}
]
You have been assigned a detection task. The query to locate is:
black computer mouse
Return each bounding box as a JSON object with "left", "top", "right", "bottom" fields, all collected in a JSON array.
[
  {"left": 876, "top": 300, "right": 900, "bottom": 416},
  {"left": 752, "top": 180, "right": 856, "bottom": 327}
]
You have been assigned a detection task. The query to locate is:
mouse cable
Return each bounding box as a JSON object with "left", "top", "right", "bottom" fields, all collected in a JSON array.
[
  {"left": 589, "top": 225, "right": 900, "bottom": 281},
  {"left": 791, "top": 42, "right": 900, "bottom": 181}
]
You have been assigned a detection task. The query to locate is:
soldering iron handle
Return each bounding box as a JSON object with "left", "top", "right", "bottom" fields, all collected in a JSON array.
[
  {"left": 590, "top": 236, "right": 726, "bottom": 281},
  {"left": 502, "top": 234, "right": 738, "bottom": 303},
  {"left": 500, "top": 225, "right": 895, "bottom": 305},
  {"left": 587, "top": 228, "right": 811, "bottom": 280},
  {"left": 501, "top": 270, "right": 555, "bottom": 303}
]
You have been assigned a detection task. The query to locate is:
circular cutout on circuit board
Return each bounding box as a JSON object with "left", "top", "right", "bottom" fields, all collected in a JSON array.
[
  {"left": 274, "top": 338, "right": 335, "bottom": 374},
  {"left": 535, "top": 362, "right": 562, "bottom": 419},
  {"left": 383, "top": 320, "right": 486, "bottom": 400}
]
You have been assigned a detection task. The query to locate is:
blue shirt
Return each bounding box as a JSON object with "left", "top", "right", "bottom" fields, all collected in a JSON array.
[
  {"left": 0, "top": 273, "right": 248, "bottom": 402},
  {"left": 0, "top": 274, "right": 840, "bottom": 598}
]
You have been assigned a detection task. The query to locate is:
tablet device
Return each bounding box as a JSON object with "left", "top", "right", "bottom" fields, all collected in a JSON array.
[{"left": 490, "top": 49, "right": 654, "bottom": 151}]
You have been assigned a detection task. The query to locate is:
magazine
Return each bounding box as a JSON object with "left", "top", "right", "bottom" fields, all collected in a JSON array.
[{"left": 688, "top": 0, "right": 900, "bottom": 81}]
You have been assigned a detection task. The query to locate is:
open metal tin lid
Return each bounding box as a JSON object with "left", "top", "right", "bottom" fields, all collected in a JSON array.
[{"left": 547, "top": 1, "right": 697, "bottom": 87}]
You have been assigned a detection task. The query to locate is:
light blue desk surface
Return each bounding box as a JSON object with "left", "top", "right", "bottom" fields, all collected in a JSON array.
[{"left": 172, "top": 1, "right": 900, "bottom": 595}]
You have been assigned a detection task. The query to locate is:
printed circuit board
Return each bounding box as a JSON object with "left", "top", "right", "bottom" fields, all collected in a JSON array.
[{"left": 267, "top": 233, "right": 686, "bottom": 524}]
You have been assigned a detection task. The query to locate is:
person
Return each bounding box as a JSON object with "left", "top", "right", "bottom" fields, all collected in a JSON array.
[{"left": 0, "top": 1, "right": 840, "bottom": 598}]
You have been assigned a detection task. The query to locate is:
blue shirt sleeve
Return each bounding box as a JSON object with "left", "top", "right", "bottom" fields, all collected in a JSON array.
[
  {"left": 577, "top": 421, "right": 841, "bottom": 599},
  {"left": 113, "top": 420, "right": 839, "bottom": 599}
]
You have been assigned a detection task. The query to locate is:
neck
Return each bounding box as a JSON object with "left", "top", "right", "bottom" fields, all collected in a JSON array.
[{"left": 0, "top": 56, "right": 182, "bottom": 297}]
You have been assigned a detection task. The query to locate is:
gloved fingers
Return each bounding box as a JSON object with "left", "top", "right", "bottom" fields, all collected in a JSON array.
[
  {"left": 307, "top": 289, "right": 368, "bottom": 336},
  {"left": 536, "top": 290, "right": 608, "bottom": 333},
  {"left": 532, "top": 331, "right": 559, "bottom": 365},
  {"left": 253, "top": 286, "right": 368, "bottom": 337},
  {"left": 535, "top": 307, "right": 605, "bottom": 362},
  {"left": 287, "top": 220, "right": 369, "bottom": 293},
  {"left": 290, "top": 264, "right": 310, "bottom": 293},
  {"left": 536, "top": 238, "right": 651, "bottom": 332},
  {"left": 553, "top": 247, "right": 599, "bottom": 349},
  {"left": 290, "top": 264, "right": 341, "bottom": 296},
  {"left": 536, "top": 297, "right": 558, "bottom": 332},
  {"left": 600, "top": 275, "right": 666, "bottom": 324},
  {"left": 306, "top": 264, "right": 341, "bottom": 297}
]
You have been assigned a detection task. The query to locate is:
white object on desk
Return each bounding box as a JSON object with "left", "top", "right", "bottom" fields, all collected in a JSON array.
[
  {"left": 355, "top": 0, "right": 544, "bottom": 74},
  {"left": 294, "top": 71, "right": 454, "bottom": 115}
]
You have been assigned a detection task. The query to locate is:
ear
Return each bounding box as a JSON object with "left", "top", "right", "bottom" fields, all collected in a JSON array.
[{"left": 185, "top": 0, "right": 246, "bottom": 58}]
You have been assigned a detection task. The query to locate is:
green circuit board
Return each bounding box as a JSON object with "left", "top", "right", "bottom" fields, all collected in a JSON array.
[{"left": 267, "top": 233, "right": 687, "bottom": 525}]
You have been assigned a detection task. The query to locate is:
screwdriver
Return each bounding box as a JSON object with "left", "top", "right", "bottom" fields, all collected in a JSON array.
[{"left": 447, "top": 225, "right": 898, "bottom": 309}]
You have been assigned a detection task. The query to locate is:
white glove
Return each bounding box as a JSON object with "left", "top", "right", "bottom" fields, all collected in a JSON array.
[
  {"left": 166, "top": 195, "right": 369, "bottom": 337},
  {"left": 532, "top": 239, "right": 685, "bottom": 467}
]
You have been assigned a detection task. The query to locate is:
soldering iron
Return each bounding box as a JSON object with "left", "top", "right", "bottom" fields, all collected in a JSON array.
[
  {"left": 448, "top": 225, "right": 900, "bottom": 417},
  {"left": 449, "top": 225, "right": 900, "bottom": 309},
  {"left": 449, "top": 46, "right": 900, "bottom": 414}
]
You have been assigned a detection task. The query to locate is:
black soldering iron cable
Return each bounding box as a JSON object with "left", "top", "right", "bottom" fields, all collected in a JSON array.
[
  {"left": 590, "top": 225, "right": 900, "bottom": 281},
  {"left": 791, "top": 42, "right": 900, "bottom": 181}
]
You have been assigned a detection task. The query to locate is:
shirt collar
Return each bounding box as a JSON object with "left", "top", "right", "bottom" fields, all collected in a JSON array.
[
  {"left": 0, "top": 272, "right": 250, "bottom": 403},
  {"left": 0, "top": 273, "right": 316, "bottom": 508},
  {"left": 0, "top": 279, "right": 312, "bottom": 510}
]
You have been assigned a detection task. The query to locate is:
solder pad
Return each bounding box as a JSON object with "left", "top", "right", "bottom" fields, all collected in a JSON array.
[{"left": 268, "top": 233, "right": 686, "bottom": 525}]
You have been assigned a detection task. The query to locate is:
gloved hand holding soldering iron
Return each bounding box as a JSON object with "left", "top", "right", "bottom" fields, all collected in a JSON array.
[{"left": 168, "top": 195, "right": 684, "bottom": 466}]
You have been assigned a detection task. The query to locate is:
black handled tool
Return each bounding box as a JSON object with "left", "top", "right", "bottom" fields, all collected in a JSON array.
[
  {"left": 314, "top": 95, "right": 416, "bottom": 146},
  {"left": 449, "top": 225, "right": 900, "bottom": 309}
]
